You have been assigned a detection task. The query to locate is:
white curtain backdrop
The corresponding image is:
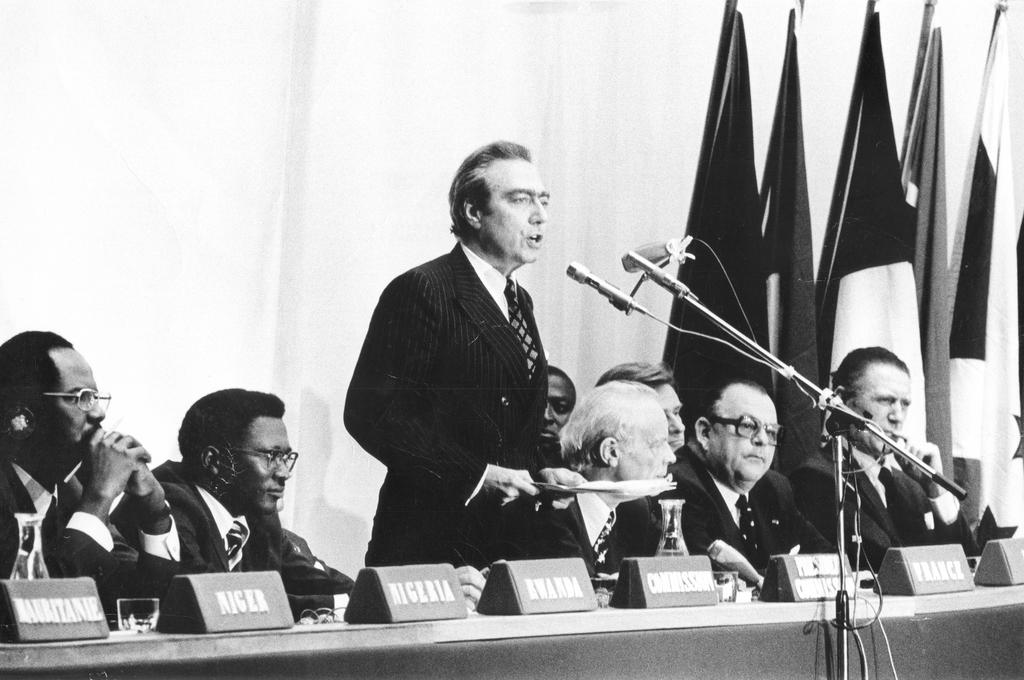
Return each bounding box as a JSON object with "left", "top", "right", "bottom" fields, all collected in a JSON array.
[{"left": 1, "top": 0, "right": 1022, "bottom": 576}]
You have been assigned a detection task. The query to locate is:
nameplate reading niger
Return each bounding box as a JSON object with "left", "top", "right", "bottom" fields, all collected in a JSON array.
[
  {"left": 611, "top": 556, "right": 717, "bottom": 608},
  {"left": 158, "top": 571, "right": 292, "bottom": 633},
  {"left": 0, "top": 578, "right": 109, "bottom": 642},
  {"left": 344, "top": 564, "right": 467, "bottom": 624},
  {"left": 477, "top": 558, "right": 597, "bottom": 615}
]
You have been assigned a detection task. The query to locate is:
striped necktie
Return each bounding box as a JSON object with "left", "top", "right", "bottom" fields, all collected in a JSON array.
[
  {"left": 504, "top": 279, "right": 539, "bottom": 377},
  {"left": 226, "top": 519, "right": 249, "bottom": 571}
]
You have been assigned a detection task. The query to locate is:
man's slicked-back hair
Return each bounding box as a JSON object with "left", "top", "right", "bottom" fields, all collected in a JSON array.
[
  {"left": 831, "top": 347, "right": 909, "bottom": 395},
  {"left": 697, "top": 375, "right": 770, "bottom": 419},
  {"left": 178, "top": 389, "right": 285, "bottom": 471},
  {"left": 448, "top": 141, "right": 532, "bottom": 239},
  {"left": 595, "top": 361, "right": 676, "bottom": 390},
  {"left": 560, "top": 381, "right": 658, "bottom": 471},
  {"left": 0, "top": 331, "right": 74, "bottom": 406}
]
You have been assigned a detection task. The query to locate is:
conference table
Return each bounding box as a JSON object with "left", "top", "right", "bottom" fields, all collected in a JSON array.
[{"left": 2, "top": 585, "right": 1022, "bottom": 679}]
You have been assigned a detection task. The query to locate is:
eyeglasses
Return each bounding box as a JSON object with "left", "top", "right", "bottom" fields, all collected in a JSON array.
[
  {"left": 41, "top": 388, "right": 112, "bottom": 413},
  {"left": 707, "top": 414, "right": 783, "bottom": 446},
  {"left": 229, "top": 447, "right": 299, "bottom": 472}
]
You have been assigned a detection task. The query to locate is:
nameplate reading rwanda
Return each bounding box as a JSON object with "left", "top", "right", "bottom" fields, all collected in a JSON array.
[
  {"left": 760, "top": 554, "right": 850, "bottom": 602},
  {"left": 158, "top": 571, "right": 292, "bottom": 633},
  {"left": 344, "top": 564, "right": 467, "bottom": 624},
  {"left": 477, "top": 558, "right": 597, "bottom": 615},
  {"left": 611, "top": 556, "right": 717, "bottom": 608},
  {"left": 877, "top": 545, "right": 973, "bottom": 596},
  {"left": 0, "top": 578, "right": 108, "bottom": 642}
]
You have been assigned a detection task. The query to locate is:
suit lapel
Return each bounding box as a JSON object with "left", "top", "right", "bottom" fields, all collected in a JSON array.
[
  {"left": 848, "top": 460, "right": 901, "bottom": 541},
  {"left": 448, "top": 247, "right": 534, "bottom": 388},
  {"left": 689, "top": 453, "right": 744, "bottom": 548},
  {"left": 189, "top": 484, "right": 231, "bottom": 571}
]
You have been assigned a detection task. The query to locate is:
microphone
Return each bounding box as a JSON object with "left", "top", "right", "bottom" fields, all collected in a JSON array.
[
  {"left": 566, "top": 263, "right": 650, "bottom": 316},
  {"left": 621, "top": 236, "right": 694, "bottom": 273},
  {"left": 620, "top": 251, "right": 694, "bottom": 299}
]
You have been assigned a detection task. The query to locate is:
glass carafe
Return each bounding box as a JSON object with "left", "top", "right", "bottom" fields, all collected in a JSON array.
[
  {"left": 656, "top": 498, "right": 689, "bottom": 557},
  {"left": 10, "top": 512, "right": 49, "bottom": 579}
]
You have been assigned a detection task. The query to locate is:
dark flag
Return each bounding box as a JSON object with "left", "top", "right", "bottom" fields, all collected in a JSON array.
[
  {"left": 762, "top": 8, "right": 818, "bottom": 472},
  {"left": 816, "top": 6, "right": 927, "bottom": 442},
  {"left": 901, "top": 17, "right": 953, "bottom": 474},
  {"left": 664, "top": 1, "right": 769, "bottom": 418},
  {"left": 950, "top": 6, "right": 1021, "bottom": 541}
]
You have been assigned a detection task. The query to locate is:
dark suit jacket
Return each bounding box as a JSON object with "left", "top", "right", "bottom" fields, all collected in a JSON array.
[
  {"left": 344, "top": 245, "right": 548, "bottom": 568},
  {"left": 788, "top": 449, "right": 978, "bottom": 571},
  {"left": 665, "top": 448, "right": 832, "bottom": 571},
  {"left": 113, "top": 461, "right": 353, "bottom": 619},
  {"left": 0, "top": 458, "right": 178, "bottom": 617},
  {"left": 521, "top": 497, "right": 662, "bottom": 577}
]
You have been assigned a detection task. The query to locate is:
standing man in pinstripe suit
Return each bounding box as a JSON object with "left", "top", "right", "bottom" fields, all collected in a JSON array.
[{"left": 345, "top": 141, "right": 583, "bottom": 569}]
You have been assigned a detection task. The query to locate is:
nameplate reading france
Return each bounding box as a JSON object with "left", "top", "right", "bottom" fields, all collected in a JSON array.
[
  {"left": 0, "top": 578, "right": 108, "bottom": 642},
  {"left": 611, "top": 556, "right": 717, "bottom": 608},
  {"left": 877, "top": 545, "right": 974, "bottom": 596},
  {"left": 477, "top": 558, "right": 596, "bottom": 615},
  {"left": 760, "top": 554, "right": 850, "bottom": 602},
  {"left": 158, "top": 571, "right": 292, "bottom": 633},
  {"left": 344, "top": 564, "right": 467, "bottom": 624},
  {"left": 974, "top": 538, "right": 1024, "bottom": 586}
]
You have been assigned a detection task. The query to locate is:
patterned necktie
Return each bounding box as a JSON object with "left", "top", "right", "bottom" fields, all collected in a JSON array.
[
  {"left": 226, "top": 519, "right": 249, "bottom": 571},
  {"left": 878, "top": 466, "right": 898, "bottom": 508},
  {"left": 735, "top": 495, "right": 760, "bottom": 561},
  {"left": 504, "top": 279, "right": 538, "bottom": 377},
  {"left": 592, "top": 509, "right": 617, "bottom": 572}
]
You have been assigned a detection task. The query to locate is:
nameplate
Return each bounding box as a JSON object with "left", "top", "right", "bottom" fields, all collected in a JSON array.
[
  {"left": 760, "top": 554, "right": 851, "bottom": 602},
  {"left": 609, "top": 556, "right": 717, "bottom": 608},
  {"left": 477, "top": 559, "right": 596, "bottom": 615},
  {"left": 0, "top": 578, "right": 109, "bottom": 642},
  {"left": 877, "top": 545, "right": 974, "bottom": 596},
  {"left": 157, "top": 571, "right": 292, "bottom": 633},
  {"left": 343, "top": 564, "right": 467, "bottom": 624},
  {"left": 974, "top": 538, "right": 1024, "bottom": 586}
]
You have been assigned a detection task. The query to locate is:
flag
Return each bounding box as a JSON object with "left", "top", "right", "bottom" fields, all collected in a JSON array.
[
  {"left": 950, "top": 7, "right": 1021, "bottom": 541},
  {"left": 816, "top": 7, "right": 926, "bottom": 442},
  {"left": 901, "top": 19, "right": 953, "bottom": 474},
  {"left": 762, "top": 8, "right": 818, "bottom": 472},
  {"left": 664, "top": 1, "right": 769, "bottom": 418}
]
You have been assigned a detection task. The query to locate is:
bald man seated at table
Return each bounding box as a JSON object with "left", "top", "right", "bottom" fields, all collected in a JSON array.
[{"left": 521, "top": 381, "right": 674, "bottom": 576}]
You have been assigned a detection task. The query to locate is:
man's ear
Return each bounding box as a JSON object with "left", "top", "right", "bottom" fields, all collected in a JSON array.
[
  {"left": 462, "top": 200, "right": 484, "bottom": 232},
  {"left": 200, "top": 446, "right": 221, "bottom": 475},
  {"left": 598, "top": 437, "right": 618, "bottom": 468},
  {"left": 694, "top": 417, "right": 713, "bottom": 450},
  {"left": 3, "top": 404, "right": 36, "bottom": 441}
]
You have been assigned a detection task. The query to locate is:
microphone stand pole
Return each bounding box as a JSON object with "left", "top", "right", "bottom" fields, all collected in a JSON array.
[{"left": 621, "top": 251, "right": 967, "bottom": 680}]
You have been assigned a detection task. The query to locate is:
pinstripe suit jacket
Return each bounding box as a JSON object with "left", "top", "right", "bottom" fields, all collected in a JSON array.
[{"left": 345, "top": 245, "right": 548, "bottom": 568}]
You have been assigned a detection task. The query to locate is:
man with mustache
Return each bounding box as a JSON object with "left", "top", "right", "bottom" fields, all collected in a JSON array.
[
  {"left": 0, "top": 331, "right": 178, "bottom": 614},
  {"left": 789, "top": 347, "right": 977, "bottom": 571}
]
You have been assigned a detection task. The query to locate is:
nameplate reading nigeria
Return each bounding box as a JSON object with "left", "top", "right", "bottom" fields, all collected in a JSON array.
[
  {"left": 974, "top": 538, "right": 1024, "bottom": 586},
  {"left": 611, "top": 556, "right": 717, "bottom": 608},
  {"left": 760, "top": 554, "right": 850, "bottom": 602},
  {"left": 158, "top": 571, "right": 292, "bottom": 633},
  {"left": 877, "top": 544, "right": 974, "bottom": 596},
  {"left": 0, "top": 578, "right": 108, "bottom": 642},
  {"left": 477, "top": 558, "right": 597, "bottom": 615},
  {"left": 344, "top": 564, "right": 467, "bottom": 624}
]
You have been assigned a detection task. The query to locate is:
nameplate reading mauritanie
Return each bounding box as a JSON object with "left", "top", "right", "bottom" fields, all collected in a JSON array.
[
  {"left": 761, "top": 554, "right": 851, "bottom": 602},
  {"left": 477, "top": 558, "right": 597, "bottom": 615},
  {"left": 158, "top": 571, "right": 292, "bottom": 633},
  {"left": 344, "top": 564, "right": 467, "bottom": 624},
  {"left": 0, "top": 578, "right": 109, "bottom": 642},
  {"left": 877, "top": 545, "right": 974, "bottom": 596},
  {"left": 611, "top": 556, "right": 717, "bottom": 608}
]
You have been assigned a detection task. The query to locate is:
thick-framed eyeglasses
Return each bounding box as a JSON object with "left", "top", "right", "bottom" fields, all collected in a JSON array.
[
  {"left": 229, "top": 447, "right": 299, "bottom": 472},
  {"left": 707, "top": 414, "right": 783, "bottom": 445},
  {"left": 41, "top": 388, "right": 112, "bottom": 413}
]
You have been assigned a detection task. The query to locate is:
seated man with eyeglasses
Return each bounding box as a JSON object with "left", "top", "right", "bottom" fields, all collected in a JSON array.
[
  {"left": 661, "top": 377, "right": 831, "bottom": 585},
  {"left": 0, "top": 331, "right": 179, "bottom": 615},
  {"left": 113, "top": 388, "right": 355, "bottom": 619}
]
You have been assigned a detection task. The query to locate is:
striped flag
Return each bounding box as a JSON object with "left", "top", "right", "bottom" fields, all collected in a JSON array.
[
  {"left": 664, "top": 0, "right": 770, "bottom": 415},
  {"left": 950, "top": 6, "right": 1021, "bottom": 540},
  {"left": 816, "top": 5, "right": 926, "bottom": 442},
  {"left": 901, "top": 15, "right": 953, "bottom": 474},
  {"left": 762, "top": 8, "right": 818, "bottom": 472}
]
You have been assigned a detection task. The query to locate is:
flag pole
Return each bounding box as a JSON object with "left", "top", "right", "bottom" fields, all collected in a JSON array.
[{"left": 901, "top": 0, "right": 937, "bottom": 162}]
